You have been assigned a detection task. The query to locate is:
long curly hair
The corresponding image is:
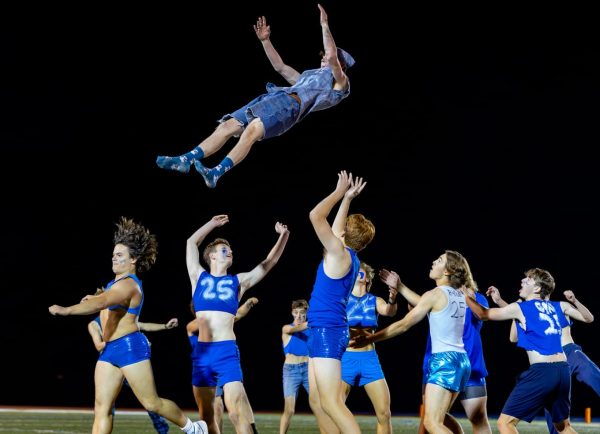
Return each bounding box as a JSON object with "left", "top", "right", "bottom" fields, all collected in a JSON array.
[
  {"left": 444, "top": 250, "right": 472, "bottom": 290},
  {"left": 113, "top": 217, "right": 158, "bottom": 273}
]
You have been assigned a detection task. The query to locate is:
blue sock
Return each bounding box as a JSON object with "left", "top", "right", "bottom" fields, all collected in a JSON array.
[
  {"left": 147, "top": 411, "right": 170, "bottom": 434},
  {"left": 156, "top": 147, "right": 204, "bottom": 173},
  {"left": 184, "top": 146, "right": 205, "bottom": 161},
  {"left": 194, "top": 157, "right": 233, "bottom": 188}
]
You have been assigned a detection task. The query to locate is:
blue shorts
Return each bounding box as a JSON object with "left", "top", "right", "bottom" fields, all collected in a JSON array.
[
  {"left": 426, "top": 351, "right": 471, "bottom": 393},
  {"left": 191, "top": 340, "right": 243, "bottom": 388},
  {"left": 223, "top": 91, "right": 301, "bottom": 140},
  {"left": 502, "top": 362, "right": 571, "bottom": 423},
  {"left": 307, "top": 327, "right": 349, "bottom": 360},
  {"left": 342, "top": 350, "right": 385, "bottom": 387},
  {"left": 98, "top": 332, "right": 151, "bottom": 368},
  {"left": 283, "top": 362, "right": 309, "bottom": 398}
]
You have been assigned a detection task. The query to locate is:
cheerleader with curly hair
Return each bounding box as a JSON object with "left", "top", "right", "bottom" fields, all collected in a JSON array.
[{"left": 49, "top": 217, "right": 208, "bottom": 434}]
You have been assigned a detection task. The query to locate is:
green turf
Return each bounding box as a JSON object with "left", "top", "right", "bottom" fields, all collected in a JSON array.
[{"left": 0, "top": 409, "right": 598, "bottom": 433}]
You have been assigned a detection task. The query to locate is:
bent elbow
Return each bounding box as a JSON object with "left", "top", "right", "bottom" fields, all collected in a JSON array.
[{"left": 585, "top": 315, "right": 594, "bottom": 323}]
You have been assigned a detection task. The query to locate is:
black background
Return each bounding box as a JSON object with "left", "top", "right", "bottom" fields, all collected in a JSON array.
[{"left": 2, "top": 1, "right": 599, "bottom": 419}]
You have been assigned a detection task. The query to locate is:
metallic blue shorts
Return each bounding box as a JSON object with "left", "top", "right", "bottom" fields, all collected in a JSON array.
[
  {"left": 426, "top": 351, "right": 471, "bottom": 392},
  {"left": 98, "top": 331, "right": 151, "bottom": 368}
]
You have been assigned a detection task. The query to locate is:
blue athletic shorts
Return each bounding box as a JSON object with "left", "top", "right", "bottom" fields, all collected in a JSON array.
[
  {"left": 502, "top": 362, "right": 571, "bottom": 423},
  {"left": 282, "top": 362, "right": 309, "bottom": 398},
  {"left": 191, "top": 340, "right": 243, "bottom": 387},
  {"left": 307, "top": 327, "right": 349, "bottom": 360},
  {"left": 426, "top": 351, "right": 471, "bottom": 392},
  {"left": 342, "top": 350, "right": 385, "bottom": 387},
  {"left": 98, "top": 331, "right": 151, "bottom": 368},
  {"left": 223, "top": 91, "right": 301, "bottom": 140}
]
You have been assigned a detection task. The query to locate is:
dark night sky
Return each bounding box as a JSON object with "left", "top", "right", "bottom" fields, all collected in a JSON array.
[{"left": 2, "top": 2, "right": 599, "bottom": 418}]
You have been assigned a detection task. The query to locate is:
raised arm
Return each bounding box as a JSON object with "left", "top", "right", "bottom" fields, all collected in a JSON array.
[
  {"left": 310, "top": 171, "right": 355, "bottom": 277},
  {"left": 332, "top": 176, "right": 366, "bottom": 237},
  {"left": 561, "top": 290, "right": 594, "bottom": 323},
  {"left": 186, "top": 215, "right": 229, "bottom": 287},
  {"left": 237, "top": 222, "right": 290, "bottom": 298},
  {"left": 463, "top": 289, "right": 523, "bottom": 322},
  {"left": 283, "top": 321, "right": 309, "bottom": 335},
  {"left": 380, "top": 269, "right": 421, "bottom": 308},
  {"left": 318, "top": 4, "right": 348, "bottom": 90},
  {"left": 486, "top": 286, "right": 510, "bottom": 307},
  {"left": 49, "top": 279, "right": 138, "bottom": 316},
  {"left": 234, "top": 297, "right": 259, "bottom": 322},
  {"left": 351, "top": 289, "right": 438, "bottom": 348},
  {"left": 87, "top": 319, "right": 106, "bottom": 352},
  {"left": 254, "top": 16, "right": 300, "bottom": 85},
  {"left": 138, "top": 318, "right": 179, "bottom": 332}
]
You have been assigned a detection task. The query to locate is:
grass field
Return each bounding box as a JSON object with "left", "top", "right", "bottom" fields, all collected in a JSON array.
[{"left": 0, "top": 408, "right": 598, "bottom": 434}]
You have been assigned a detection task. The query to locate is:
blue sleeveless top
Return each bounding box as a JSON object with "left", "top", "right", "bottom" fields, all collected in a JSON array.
[
  {"left": 283, "top": 324, "right": 310, "bottom": 357},
  {"left": 193, "top": 271, "right": 240, "bottom": 316},
  {"left": 307, "top": 247, "right": 360, "bottom": 328},
  {"left": 105, "top": 274, "right": 144, "bottom": 317},
  {"left": 266, "top": 67, "right": 350, "bottom": 123},
  {"left": 516, "top": 300, "right": 566, "bottom": 355},
  {"left": 346, "top": 292, "right": 378, "bottom": 328}
]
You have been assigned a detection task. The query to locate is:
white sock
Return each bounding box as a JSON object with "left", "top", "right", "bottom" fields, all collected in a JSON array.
[{"left": 181, "top": 418, "right": 194, "bottom": 433}]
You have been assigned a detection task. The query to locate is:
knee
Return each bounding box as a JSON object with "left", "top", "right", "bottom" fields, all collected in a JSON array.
[
  {"left": 140, "top": 398, "right": 161, "bottom": 414},
  {"left": 468, "top": 409, "right": 488, "bottom": 426},
  {"left": 375, "top": 407, "right": 392, "bottom": 422},
  {"left": 423, "top": 416, "right": 438, "bottom": 432},
  {"left": 216, "top": 119, "right": 242, "bottom": 136},
  {"left": 284, "top": 407, "right": 295, "bottom": 418}
]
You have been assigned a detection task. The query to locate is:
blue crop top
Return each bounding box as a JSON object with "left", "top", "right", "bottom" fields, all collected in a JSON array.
[
  {"left": 346, "top": 292, "right": 378, "bottom": 328},
  {"left": 283, "top": 324, "right": 310, "bottom": 357},
  {"left": 105, "top": 274, "right": 144, "bottom": 317},
  {"left": 193, "top": 271, "right": 240, "bottom": 315},
  {"left": 516, "top": 300, "right": 566, "bottom": 355}
]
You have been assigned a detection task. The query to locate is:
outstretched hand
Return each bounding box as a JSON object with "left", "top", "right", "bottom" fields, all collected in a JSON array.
[
  {"left": 254, "top": 16, "right": 270, "bottom": 41},
  {"left": 49, "top": 305, "right": 68, "bottom": 316},
  {"left": 210, "top": 215, "right": 229, "bottom": 227},
  {"left": 334, "top": 170, "right": 352, "bottom": 196},
  {"left": 486, "top": 286, "right": 503, "bottom": 305},
  {"left": 563, "top": 290, "right": 576, "bottom": 303},
  {"left": 379, "top": 269, "right": 400, "bottom": 290},
  {"left": 165, "top": 318, "right": 179, "bottom": 329},
  {"left": 345, "top": 175, "right": 367, "bottom": 200},
  {"left": 275, "top": 222, "right": 289, "bottom": 235}
]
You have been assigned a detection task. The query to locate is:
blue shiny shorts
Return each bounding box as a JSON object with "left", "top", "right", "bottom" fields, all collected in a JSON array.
[
  {"left": 98, "top": 331, "right": 151, "bottom": 368},
  {"left": 223, "top": 91, "right": 301, "bottom": 140},
  {"left": 426, "top": 351, "right": 471, "bottom": 392},
  {"left": 307, "top": 327, "right": 349, "bottom": 360},
  {"left": 342, "top": 350, "right": 385, "bottom": 387},
  {"left": 191, "top": 340, "right": 243, "bottom": 388},
  {"left": 283, "top": 362, "right": 309, "bottom": 398}
]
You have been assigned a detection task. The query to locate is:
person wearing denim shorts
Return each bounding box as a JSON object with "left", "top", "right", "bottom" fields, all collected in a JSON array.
[
  {"left": 279, "top": 299, "right": 311, "bottom": 434},
  {"left": 156, "top": 5, "right": 355, "bottom": 189}
]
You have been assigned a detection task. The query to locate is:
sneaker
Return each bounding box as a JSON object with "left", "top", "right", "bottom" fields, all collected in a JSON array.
[
  {"left": 191, "top": 420, "right": 208, "bottom": 434},
  {"left": 194, "top": 160, "right": 218, "bottom": 188},
  {"left": 156, "top": 155, "right": 191, "bottom": 173}
]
